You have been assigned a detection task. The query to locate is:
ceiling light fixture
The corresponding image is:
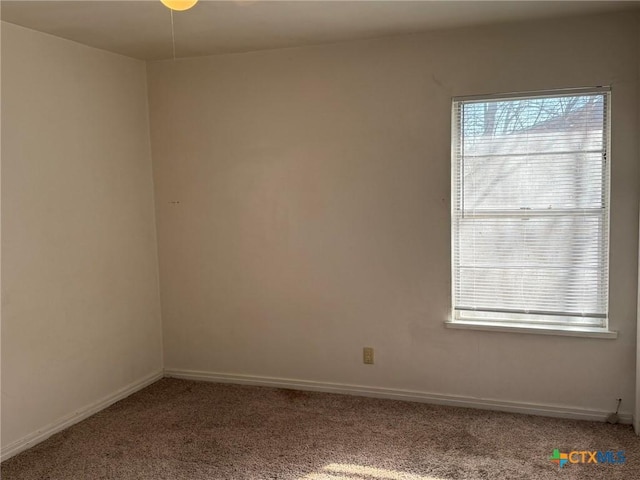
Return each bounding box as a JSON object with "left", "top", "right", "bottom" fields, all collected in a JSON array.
[{"left": 161, "top": 0, "right": 198, "bottom": 12}]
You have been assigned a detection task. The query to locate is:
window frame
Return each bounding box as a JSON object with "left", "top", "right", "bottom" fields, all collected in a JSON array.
[{"left": 448, "top": 87, "right": 615, "bottom": 337}]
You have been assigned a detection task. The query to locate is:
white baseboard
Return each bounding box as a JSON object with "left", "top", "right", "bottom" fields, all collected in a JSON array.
[
  {"left": 3, "top": 367, "right": 633, "bottom": 463},
  {"left": 164, "top": 368, "right": 633, "bottom": 425},
  {"left": 0, "top": 369, "right": 163, "bottom": 462}
]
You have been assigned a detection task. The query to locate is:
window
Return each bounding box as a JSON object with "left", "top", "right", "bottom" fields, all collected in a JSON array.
[{"left": 451, "top": 88, "right": 610, "bottom": 332}]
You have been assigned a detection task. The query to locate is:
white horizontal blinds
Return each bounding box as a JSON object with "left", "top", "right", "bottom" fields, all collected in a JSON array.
[{"left": 452, "top": 90, "right": 609, "bottom": 327}]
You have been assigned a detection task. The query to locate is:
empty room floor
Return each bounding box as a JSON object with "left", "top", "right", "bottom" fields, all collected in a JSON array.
[{"left": 1, "top": 378, "right": 639, "bottom": 480}]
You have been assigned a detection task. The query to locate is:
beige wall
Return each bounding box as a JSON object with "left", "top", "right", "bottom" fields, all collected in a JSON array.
[
  {"left": 148, "top": 12, "right": 639, "bottom": 417},
  {"left": 1, "top": 23, "right": 163, "bottom": 450},
  {"left": 2, "top": 9, "right": 638, "bottom": 452}
]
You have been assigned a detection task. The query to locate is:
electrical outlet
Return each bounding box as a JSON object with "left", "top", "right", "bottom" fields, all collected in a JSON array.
[{"left": 363, "top": 347, "right": 374, "bottom": 365}]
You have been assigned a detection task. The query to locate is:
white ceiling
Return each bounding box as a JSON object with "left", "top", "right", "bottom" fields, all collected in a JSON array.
[{"left": 1, "top": 1, "right": 638, "bottom": 61}]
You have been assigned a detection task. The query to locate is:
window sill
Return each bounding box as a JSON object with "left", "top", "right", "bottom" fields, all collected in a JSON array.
[{"left": 444, "top": 320, "right": 617, "bottom": 339}]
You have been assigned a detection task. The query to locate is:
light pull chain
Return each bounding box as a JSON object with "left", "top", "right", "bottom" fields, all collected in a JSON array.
[{"left": 170, "top": 9, "right": 176, "bottom": 60}]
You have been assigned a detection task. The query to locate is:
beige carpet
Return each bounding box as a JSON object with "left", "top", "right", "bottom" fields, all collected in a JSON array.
[{"left": 2, "top": 378, "right": 639, "bottom": 479}]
